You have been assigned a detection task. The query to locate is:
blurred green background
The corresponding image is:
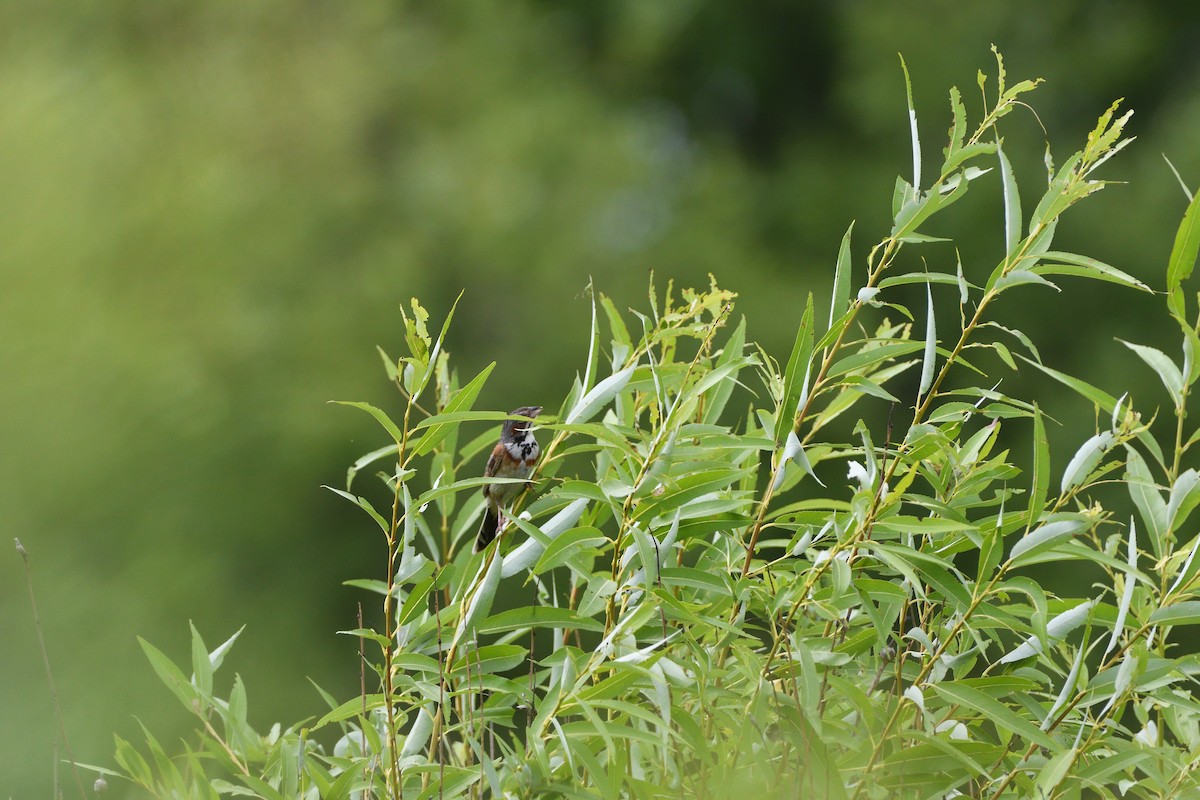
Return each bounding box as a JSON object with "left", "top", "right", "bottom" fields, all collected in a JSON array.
[{"left": 4, "top": 1, "right": 1199, "bottom": 794}]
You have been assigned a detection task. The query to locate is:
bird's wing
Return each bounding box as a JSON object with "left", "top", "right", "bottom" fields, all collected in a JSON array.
[{"left": 481, "top": 442, "right": 506, "bottom": 494}]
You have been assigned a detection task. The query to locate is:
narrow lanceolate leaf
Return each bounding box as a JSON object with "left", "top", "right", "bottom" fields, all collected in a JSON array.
[
  {"left": 900, "top": 54, "right": 921, "bottom": 193},
  {"left": 414, "top": 291, "right": 464, "bottom": 401},
  {"left": 139, "top": 638, "right": 198, "bottom": 710},
  {"left": 323, "top": 487, "right": 390, "bottom": 534},
  {"left": 1167, "top": 469, "right": 1200, "bottom": 534},
  {"left": 931, "top": 683, "right": 1056, "bottom": 750},
  {"left": 918, "top": 281, "right": 936, "bottom": 398},
  {"left": 479, "top": 606, "right": 606, "bottom": 635},
  {"left": 1182, "top": 319, "right": 1200, "bottom": 385},
  {"left": 1043, "top": 635, "right": 1088, "bottom": 729},
  {"left": 997, "top": 142, "right": 1021, "bottom": 262},
  {"left": 773, "top": 430, "right": 825, "bottom": 490},
  {"left": 1168, "top": 534, "right": 1200, "bottom": 598},
  {"left": 1026, "top": 405, "right": 1051, "bottom": 533},
  {"left": 702, "top": 316, "right": 747, "bottom": 425},
  {"left": 1036, "top": 747, "right": 1077, "bottom": 798},
  {"left": 1167, "top": 188, "right": 1200, "bottom": 320},
  {"left": 1009, "top": 517, "right": 1088, "bottom": 564},
  {"left": 412, "top": 362, "right": 496, "bottom": 456},
  {"left": 1033, "top": 251, "right": 1150, "bottom": 291},
  {"left": 1119, "top": 339, "right": 1185, "bottom": 407},
  {"left": 1021, "top": 355, "right": 1167, "bottom": 468},
  {"left": 1148, "top": 600, "right": 1200, "bottom": 626},
  {"left": 582, "top": 283, "right": 599, "bottom": 398},
  {"left": 828, "top": 341, "right": 925, "bottom": 378},
  {"left": 1060, "top": 431, "right": 1115, "bottom": 493},
  {"left": 565, "top": 366, "right": 634, "bottom": 424},
  {"left": 993, "top": 269, "right": 1059, "bottom": 293},
  {"left": 330, "top": 401, "right": 405, "bottom": 443},
  {"left": 829, "top": 222, "right": 855, "bottom": 330},
  {"left": 206, "top": 626, "right": 245, "bottom": 673},
  {"left": 400, "top": 708, "right": 435, "bottom": 758},
  {"left": 1106, "top": 518, "right": 1137, "bottom": 658},
  {"left": 189, "top": 623, "right": 212, "bottom": 698},
  {"left": 1000, "top": 598, "right": 1097, "bottom": 663},
  {"left": 956, "top": 250, "right": 969, "bottom": 304},
  {"left": 501, "top": 499, "right": 589, "bottom": 577},
  {"left": 778, "top": 293, "right": 815, "bottom": 442},
  {"left": 450, "top": 549, "right": 503, "bottom": 653}
]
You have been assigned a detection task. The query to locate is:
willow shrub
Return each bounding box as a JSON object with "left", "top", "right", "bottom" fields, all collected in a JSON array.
[{"left": 89, "top": 52, "right": 1200, "bottom": 799}]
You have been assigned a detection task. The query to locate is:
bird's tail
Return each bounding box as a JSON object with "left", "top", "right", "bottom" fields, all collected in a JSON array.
[{"left": 474, "top": 504, "right": 500, "bottom": 552}]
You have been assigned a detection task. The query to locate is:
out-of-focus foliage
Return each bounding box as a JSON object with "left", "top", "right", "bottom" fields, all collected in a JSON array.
[
  {"left": 89, "top": 59, "right": 1200, "bottom": 798},
  {"left": 4, "top": 1, "right": 1200, "bottom": 796}
]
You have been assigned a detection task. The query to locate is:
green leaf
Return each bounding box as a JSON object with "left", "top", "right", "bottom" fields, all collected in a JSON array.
[
  {"left": 1149, "top": 600, "right": 1200, "bottom": 626},
  {"left": 412, "top": 362, "right": 496, "bottom": 456},
  {"left": 1027, "top": 404, "right": 1050, "bottom": 532},
  {"left": 1106, "top": 517, "right": 1138, "bottom": 658},
  {"left": 778, "top": 293, "right": 815, "bottom": 441},
  {"left": 1035, "top": 747, "right": 1076, "bottom": 797},
  {"left": 978, "top": 525, "right": 1003, "bottom": 583},
  {"left": 1125, "top": 447, "right": 1167, "bottom": 562},
  {"left": 139, "top": 637, "right": 198, "bottom": 711},
  {"left": 631, "top": 467, "right": 750, "bottom": 523},
  {"left": 992, "top": 269, "right": 1059, "bottom": 294},
  {"left": 900, "top": 53, "right": 921, "bottom": 191},
  {"left": 451, "top": 644, "right": 527, "bottom": 675},
  {"left": 1000, "top": 598, "right": 1096, "bottom": 663},
  {"left": 829, "top": 223, "right": 855, "bottom": 330},
  {"left": 702, "top": 316, "right": 747, "bottom": 425},
  {"left": 478, "top": 606, "right": 606, "bottom": 634},
  {"left": 189, "top": 622, "right": 213, "bottom": 700},
  {"left": 931, "top": 682, "right": 1057, "bottom": 750},
  {"left": 998, "top": 141, "right": 1022, "bottom": 262},
  {"left": 892, "top": 177, "right": 969, "bottom": 239},
  {"left": 828, "top": 341, "right": 925, "bottom": 379},
  {"left": 1167, "top": 189, "right": 1200, "bottom": 320},
  {"left": 918, "top": 280, "right": 936, "bottom": 397},
  {"left": 878, "top": 739, "right": 998, "bottom": 785},
  {"left": 1020, "top": 354, "right": 1166, "bottom": 468},
  {"left": 345, "top": 442, "right": 399, "bottom": 490},
  {"left": 943, "top": 141, "right": 998, "bottom": 174},
  {"left": 449, "top": 548, "right": 503, "bottom": 654},
  {"left": 414, "top": 475, "right": 525, "bottom": 508},
  {"left": 1119, "top": 339, "right": 1184, "bottom": 407},
  {"left": 878, "top": 271, "right": 970, "bottom": 289},
  {"left": 600, "top": 294, "right": 631, "bottom": 351},
  {"left": 1060, "top": 431, "right": 1115, "bottom": 493},
  {"left": 502, "top": 498, "right": 590, "bottom": 576},
  {"left": 659, "top": 567, "right": 729, "bottom": 596},
  {"left": 565, "top": 366, "right": 635, "bottom": 425},
  {"left": 412, "top": 291, "right": 463, "bottom": 401},
  {"left": 840, "top": 375, "right": 901, "bottom": 403},
  {"left": 1009, "top": 517, "right": 1088, "bottom": 564},
  {"left": 533, "top": 526, "right": 607, "bottom": 574},
  {"left": 323, "top": 486, "right": 390, "bottom": 534},
  {"left": 1032, "top": 251, "right": 1150, "bottom": 291},
  {"left": 330, "top": 400, "right": 405, "bottom": 443},
  {"left": 630, "top": 526, "right": 662, "bottom": 587},
  {"left": 1167, "top": 468, "right": 1200, "bottom": 534},
  {"left": 947, "top": 85, "right": 966, "bottom": 157}
]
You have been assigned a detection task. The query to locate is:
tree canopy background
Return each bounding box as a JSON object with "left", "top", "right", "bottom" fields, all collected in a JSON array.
[{"left": 3, "top": 2, "right": 1199, "bottom": 795}]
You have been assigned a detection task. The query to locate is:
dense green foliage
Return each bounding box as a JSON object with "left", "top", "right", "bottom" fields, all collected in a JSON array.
[
  {"left": 10, "top": 6, "right": 1200, "bottom": 796},
  {"left": 77, "top": 57, "right": 1200, "bottom": 797}
]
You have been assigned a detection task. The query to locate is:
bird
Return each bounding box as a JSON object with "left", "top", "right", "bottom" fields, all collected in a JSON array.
[{"left": 474, "top": 406, "right": 542, "bottom": 552}]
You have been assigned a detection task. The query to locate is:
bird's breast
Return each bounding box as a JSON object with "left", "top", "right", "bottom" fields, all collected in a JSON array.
[{"left": 507, "top": 437, "right": 540, "bottom": 465}]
